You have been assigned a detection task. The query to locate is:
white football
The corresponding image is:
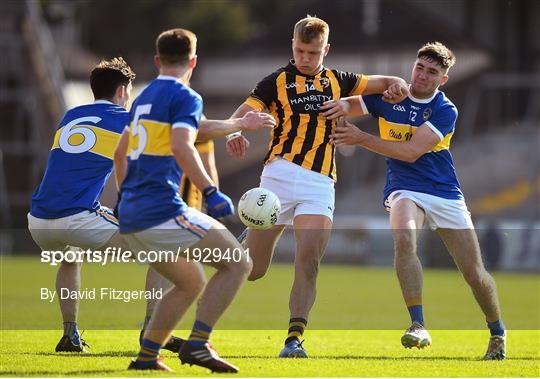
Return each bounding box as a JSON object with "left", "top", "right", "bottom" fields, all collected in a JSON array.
[{"left": 238, "top": 188, "right": 281, "bottom": 230}]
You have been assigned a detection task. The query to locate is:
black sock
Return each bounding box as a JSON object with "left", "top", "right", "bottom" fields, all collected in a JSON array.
[{"left": 285, "top": 318, "right": 307, "bottom": 345}]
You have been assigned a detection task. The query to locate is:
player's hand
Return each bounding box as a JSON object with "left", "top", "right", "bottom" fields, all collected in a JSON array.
[
  {"left": 226, "top": 135, "right": 250, "bottom": 159},
  {"left": 203, "top": 186, "right": 234, "bottom": 218},
  {"left": 239, "top": 111, "right": 276, "bottom": 131},
  {"left": 382, "top": 82, "right": 409, "bottom": 104},
  {"left": 330, "top": 118, "right": 365, "bottom": 147},
  {"left": 320, "top": 99, "right": 350, "bottom": 119}
]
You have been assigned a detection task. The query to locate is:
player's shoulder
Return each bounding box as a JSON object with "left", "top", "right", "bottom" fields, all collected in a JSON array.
[
  {"left": 145, "top": 78, "right": 203, "bottom": 109},
  {"left": 64, "top": 102, "right": 128, "bottom": 121},
  {"left": 327, "top": 67, "right": 360, "bottom": 80},
  {"left": 433, "top": 90, "right": 458, "bottom": 116},
  {"left": 102, "top": 104, "right": 129, "bottom": 129},
  {"left": 176, "top": 82, "right": 202, "bottom": 103},
  {"left": 327, "top": 67, "right": 354, "bottom": 76},
  {"left": 156, "top": 78, "right": 202, "bottom": 104},
  {"left": 60, "top": 103, "right": 127, "bottom": 133}
]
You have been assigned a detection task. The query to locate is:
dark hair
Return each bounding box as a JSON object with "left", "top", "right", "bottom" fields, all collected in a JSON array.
[
  {"left": 156, "top": 28, "right": 197, "bottom": 66},
  {"left": 417, "top": 42, "right": 456, "bottom": 70},
  {"left": 90, "top": 57, "right": 135, "bottom": 99}
]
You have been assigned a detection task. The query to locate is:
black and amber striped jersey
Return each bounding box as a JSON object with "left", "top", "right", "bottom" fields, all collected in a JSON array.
[
  {"left": 244, "top": 60, "right": 368, "bottom": 181},
  {"left": 179, "top": 139, "right": 215, "bottom": 211}
]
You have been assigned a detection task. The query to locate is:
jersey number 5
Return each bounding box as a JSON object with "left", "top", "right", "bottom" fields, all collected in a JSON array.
[{"left": 129, "top": 104, "right": 152, "bottom": 160}]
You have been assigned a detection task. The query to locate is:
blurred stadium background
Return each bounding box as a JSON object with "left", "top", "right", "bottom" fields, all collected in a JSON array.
[{"left": 0, "top": 0, "right": 538, "bottom": 273}]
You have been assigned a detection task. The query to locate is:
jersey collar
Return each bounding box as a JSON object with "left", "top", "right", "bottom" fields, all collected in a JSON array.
[
  {"left": 408, "top": 86, "right": 439, "bottom": 103},
  {"left": 287, "top": 60, "right": 325, "bottom": 77},
  {"left": 94, "top": 99, "right": 114, "bottom": 105},
  {"left": 157, "top": 74, "right": 180, "bottom": 81}
]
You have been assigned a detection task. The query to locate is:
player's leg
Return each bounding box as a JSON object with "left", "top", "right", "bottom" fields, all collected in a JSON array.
[
  {"left": 55, "top": 254, "right": 86, "bottom": 352},
  {"left": 177, "top": 224, "right": 251, "bottom": 373},
  {"left": 142, "top": 259, "right": 206, "bottom": 346},
  {"left": 278, "top": 214, "right": 331, "bottom": 358},
  {"left": 27, "top": 213, "right": 88, "bottom": 352},
  {"left": 389, "top": 197, "right": 431, "bottom": 348},
  {"left": 138, "top": 267, "right": 185, "bottom": 352},
  {"left": 132, "top": 210, "right": 250, "bottom": 372},
  {"left": 245, "top": 225, "right": 286, "bottom": 280},
  {"left": 291, "top": 216, "right": 331, "bottom": 324},
  {"left": 134, "top": 257, "right": 206, "bottom": 372},
  {"left": 55, "top": 207, "right": 123, "bottom": 352},
  {"left": 437, "top": 228, "right": 506, "bottom": 360},
  {"left": 183, "top": 226, "right": 251, "bottom": 334},
  {"left": 244, "top": 162, "right": 295, "bottom": 281},
  {"left": 142, "top": 268, "right": 165, "bottom": 330}
]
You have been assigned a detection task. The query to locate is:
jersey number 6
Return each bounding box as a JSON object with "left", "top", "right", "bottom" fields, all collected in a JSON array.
[{"left": 58, "top": 116, "right": 101, "bottom": 154}]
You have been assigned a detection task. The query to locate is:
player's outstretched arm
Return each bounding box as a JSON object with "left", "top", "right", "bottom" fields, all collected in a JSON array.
[
  {"left": 362, "top": 75, "right": 409, "bottom": 103},
  {"left": 200, "top": 149, "right": 219, "bottom": 188},
  {"left": 197, "top": 111, "right": 275, "bottom": 141},
  {"left": 113, "top": 129, "right": 130, "bottom": 190},
  {"left": 171, "top": 128, "right": 233, "bottom": 218},
  {"left": 225, "top": 103, "right": 259, "bottom": 159},
  {"left": 331, "top": 120, "right": 440, "bottom": 163},
  {"left": 320, "top": 96, "right": 364, "bottom": 119},
  {"left": 321, "top": 76, "right": 409, "bottom": 120},
  {"left": 171, "top": 128, "right": 215, "bottom": 190}
]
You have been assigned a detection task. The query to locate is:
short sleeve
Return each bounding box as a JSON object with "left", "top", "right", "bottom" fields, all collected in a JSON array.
[
  {"left": 424, "top": 104, "right": 457, "bottom": 141},
  {"left": 333, "top": 70, "right": 369, "bottom": 97},
  {"left": 361, "top": 94, "right": 384, "bottom": 118},
  {"left": 171, "top": 91, "right": 203, "bottom": 130},
  {"left": 244, "top": 73, "right": 277, "bottom": 111}
]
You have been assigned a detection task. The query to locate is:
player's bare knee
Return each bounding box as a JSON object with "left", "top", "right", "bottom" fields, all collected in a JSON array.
[
  {"left": 185, "top": 275, "right": 207, "bottom": 298},
  {"left": 248, "top": 265, "right": 268, "bottom": 281},
  {"left": 226, "top": 251, "right": 252, "bottom": 278},
  {"left": 393, "top": 233, "right": 416, "bottom": 256},
  {"left": 242, "top": 254, "right": 253, "bottom": 276},
  {"left": 168, "top": 266, "right": 207, "bottom": 296}
]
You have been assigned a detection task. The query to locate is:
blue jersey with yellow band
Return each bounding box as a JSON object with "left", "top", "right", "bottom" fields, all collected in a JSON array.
[
  {"left": 119, "top": 75, "right": 203, "bottom": 233},
  {"left": 31, "top": 101, "right": 128, "bottom": 219},
  {"left": 362, "top": 90, "right": 463, "bottom": 201}
]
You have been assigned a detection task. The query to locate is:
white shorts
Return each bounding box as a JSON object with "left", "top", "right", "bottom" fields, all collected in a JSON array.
[
  {"left": 385, "top": 190, "right": 474, "bottom": 230},
  {"left": 123, "top": 207, "right": 217, "bottom": 264},
  {"left": 28, "top": 207, "right": 118, "bottom": 251},
  {"left": 260, "top": 158, "right": 335, "bottom": 225}
]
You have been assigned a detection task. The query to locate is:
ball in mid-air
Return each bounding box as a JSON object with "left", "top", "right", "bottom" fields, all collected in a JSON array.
[{"left": 238, "top": 188, "right": 281, "bottom": 230}]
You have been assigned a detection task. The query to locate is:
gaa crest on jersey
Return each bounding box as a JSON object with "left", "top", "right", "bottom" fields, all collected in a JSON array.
[
  {"left": 319, "top": 77, "right": 330, "bottom": 89},
  {"left": 423, "top": 108, "right": 432, "bottom": 121}
]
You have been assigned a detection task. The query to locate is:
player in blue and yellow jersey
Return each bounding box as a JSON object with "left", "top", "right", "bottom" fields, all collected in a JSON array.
[
  {"left": 226, "top": 15, "right": 408, "bottom": 358},
  {"left": 28, "top": 57, "right": 135, "bottom": 352},
  {"left": 119, "top": 29, "right": 251, "bottom": 373},
  {"left": 322, "top": 42, "right": 506, "bottom": 360},
  {"left": 114, "top": 106, "right": 274, "bottom": 355}
]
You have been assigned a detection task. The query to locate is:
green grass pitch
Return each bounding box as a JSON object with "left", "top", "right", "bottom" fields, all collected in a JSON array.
[{"left": 1, "top": 257, "right": 539, "bottom": 376}]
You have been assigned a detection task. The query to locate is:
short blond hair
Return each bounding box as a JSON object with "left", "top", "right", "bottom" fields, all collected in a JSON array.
[
  {"left": 293, "top": 15, "right": 329, "bottom": 44},
  {"left": 417, "top": 42, "right": 456, "bottom": 71}
]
